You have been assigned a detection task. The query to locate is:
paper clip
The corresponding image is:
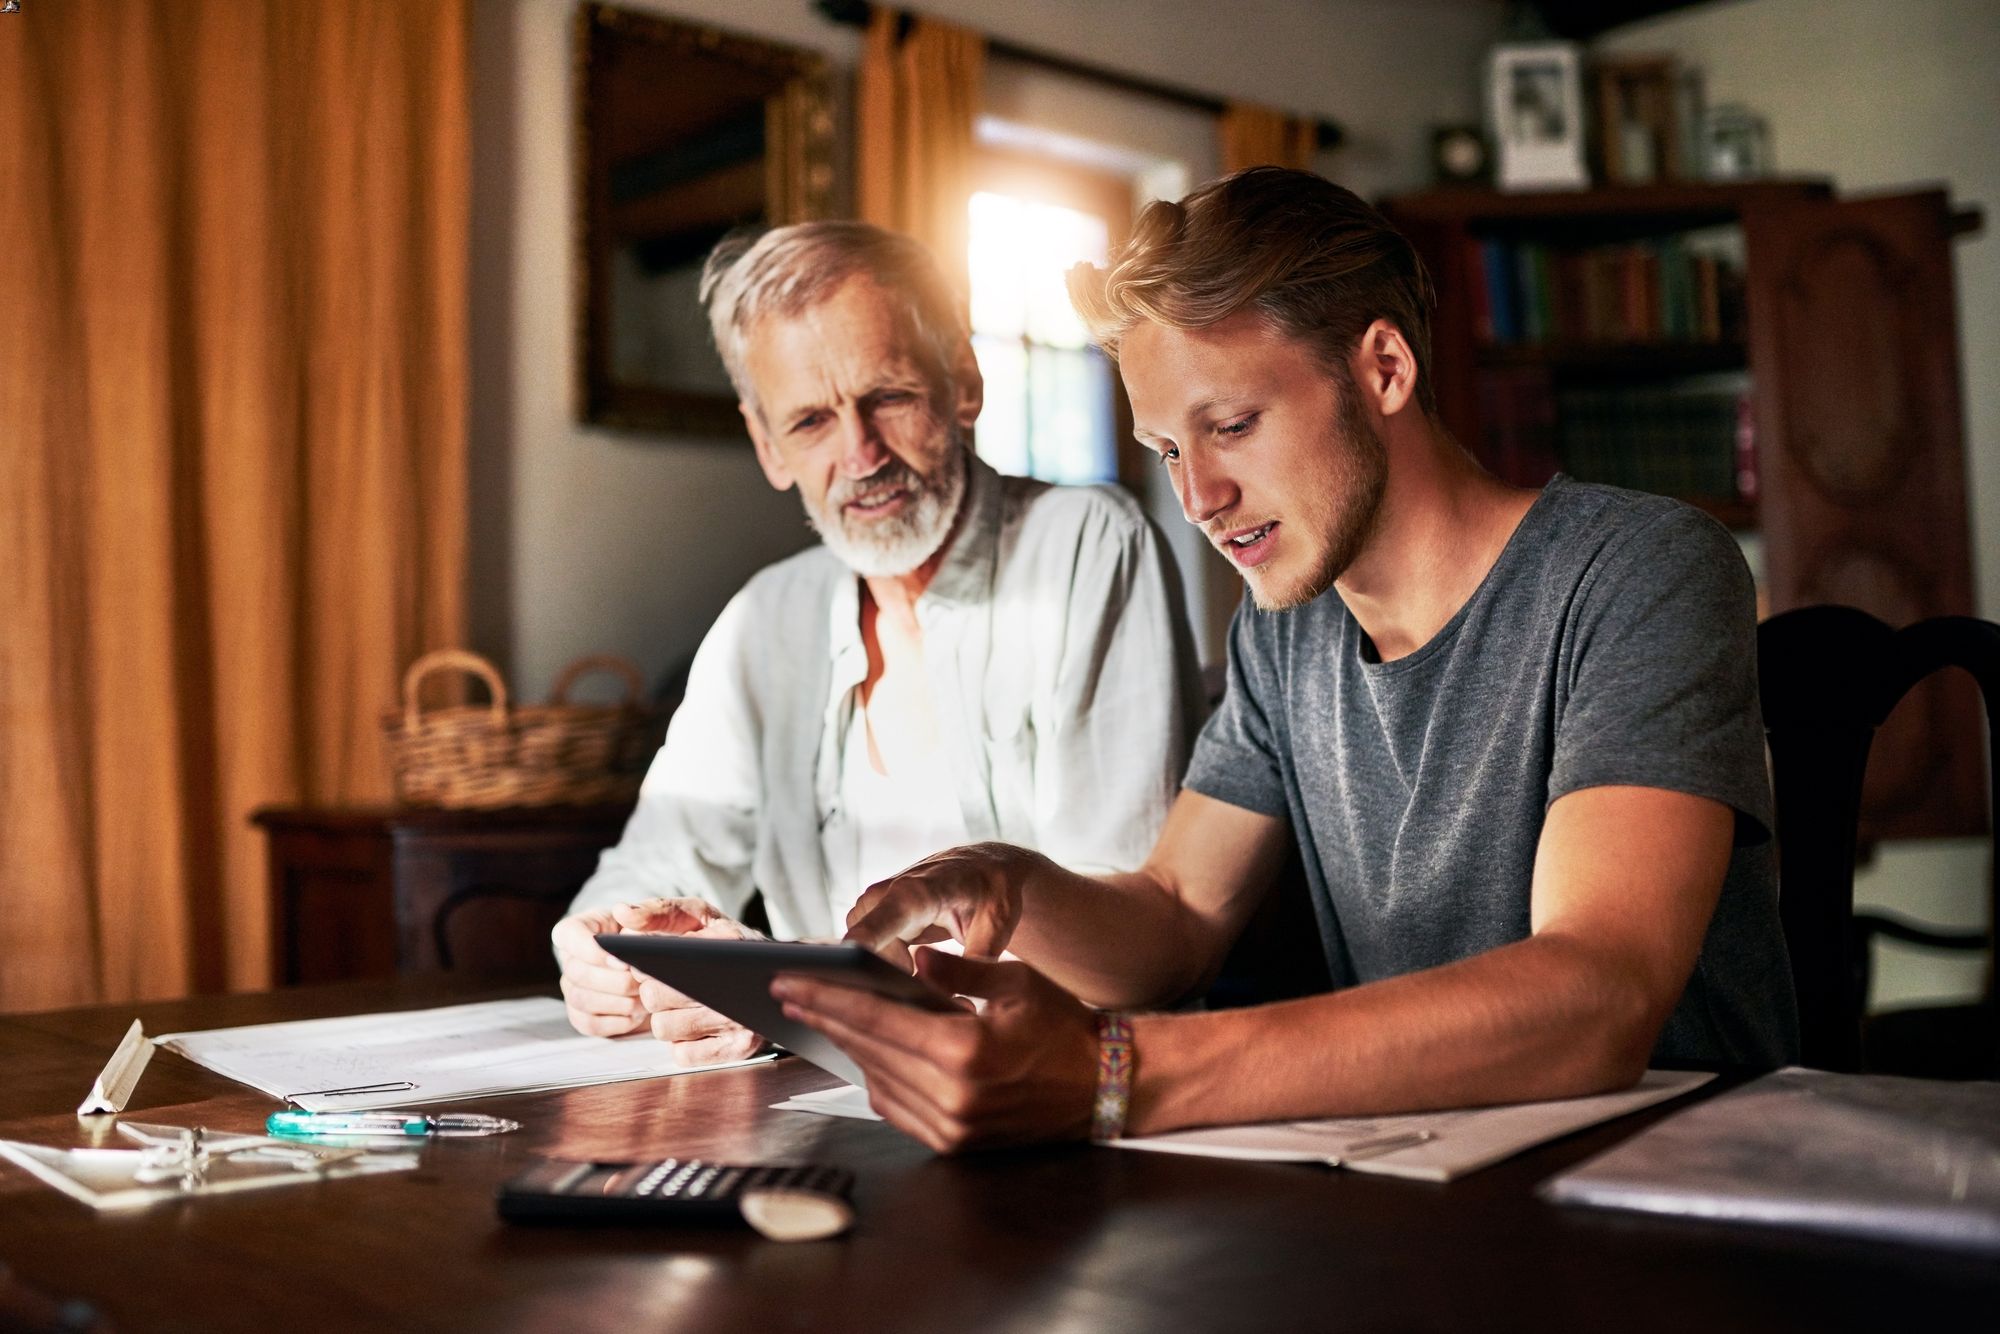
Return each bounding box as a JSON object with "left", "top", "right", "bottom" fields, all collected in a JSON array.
[{"left": 282, "top": 1081, "right": 416, "bottom": 1108}]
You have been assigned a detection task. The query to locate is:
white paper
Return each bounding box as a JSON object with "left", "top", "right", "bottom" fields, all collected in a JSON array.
[
  {"left": 155, "top": 997, "right": 771, "bottom": 1110},
  {"left": 76, "top": 1018, "right": 154, "bottom": 1115},
  {"left": 772, "top": 1084, "right": 880, "bottom": 1121},
  {"left": 1112, "top": 1071, "right": 1713, "bottom": 1182},
  {"left": 771, "top": 1071, "right": 1711, "bottom": 1181}
]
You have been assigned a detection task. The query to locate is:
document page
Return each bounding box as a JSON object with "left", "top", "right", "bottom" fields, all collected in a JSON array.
[
  {"left": 1112, "top": 1071, "right": 1713, "bottom": 1182},
  {"left": 157, "top": 997, "right": 770, "bottom": 1110},
  {"left": 771, "top": 1071, "right": 1713, "bottom": 1182}
]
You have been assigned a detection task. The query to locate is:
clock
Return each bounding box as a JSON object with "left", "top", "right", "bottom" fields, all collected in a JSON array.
[{"left": 1432, "top": 125, "right": 1490, "bottom": 186}]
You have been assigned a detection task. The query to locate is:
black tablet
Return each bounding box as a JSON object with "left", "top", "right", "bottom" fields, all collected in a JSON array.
[{"left": 595, "top": 935, "right": 957, "bottom": 1088}]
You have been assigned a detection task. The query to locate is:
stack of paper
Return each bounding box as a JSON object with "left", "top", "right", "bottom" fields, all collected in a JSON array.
[
  {"left": 156, "top": 997, "right": 769, "bottom": 1111},
  {"left": 1543, "top": 1066, "right": 2000, "bottom": 1252}
]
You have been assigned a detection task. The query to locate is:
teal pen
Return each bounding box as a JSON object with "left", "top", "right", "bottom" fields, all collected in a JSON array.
[{"left": 266, "top": 1110, "right": 520, "bottom": 1138}]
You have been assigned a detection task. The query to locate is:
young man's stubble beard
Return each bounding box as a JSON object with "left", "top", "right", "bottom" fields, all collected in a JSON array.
[
  {"left": 1245, "top": 378, "right": 1389, "bottom": 612},
  {"left": 806, "top": 423, "right": 970, "bottom": 579}
]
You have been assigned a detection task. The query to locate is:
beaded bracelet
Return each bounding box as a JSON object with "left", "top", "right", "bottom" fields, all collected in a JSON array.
[{"left": 1090, "top": 1011, "right": 1136, "bottom": 1142}]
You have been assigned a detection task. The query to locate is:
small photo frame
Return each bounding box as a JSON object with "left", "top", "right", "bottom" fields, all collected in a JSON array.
[
  {"left": 1490, "top": 42, "right": 1588, "bottom": 191},
  {"left": 1701, "top": 103, "right": 1772, "bottom": 180},
  {"left": 1594, "top": 56, "right": 1680, "bottom": 184}
]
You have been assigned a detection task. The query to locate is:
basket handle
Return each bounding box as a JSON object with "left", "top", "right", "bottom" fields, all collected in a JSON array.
[
  {"left": 402, "top": 649, "right": 509, "bottom": 731},
  {"left": 548, "top": 654, "right": 646, "bottom": 708}
]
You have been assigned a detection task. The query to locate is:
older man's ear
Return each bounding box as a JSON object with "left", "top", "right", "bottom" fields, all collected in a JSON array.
[
  {"left": 742, "top": 403, "right": 796, "bottom": 493},
  {"left": 950, "top": 342, "right": 984, "bottom": 434}
]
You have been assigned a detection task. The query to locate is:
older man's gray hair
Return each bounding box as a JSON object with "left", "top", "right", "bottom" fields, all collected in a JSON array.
[{"left": 699, "top": 220, "right": 969, "bottom": 422}]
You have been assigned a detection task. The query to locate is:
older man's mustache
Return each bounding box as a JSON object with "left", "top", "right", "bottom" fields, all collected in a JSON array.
[{"left": 829, "top": 461, "right": 925, "bottom": 510}]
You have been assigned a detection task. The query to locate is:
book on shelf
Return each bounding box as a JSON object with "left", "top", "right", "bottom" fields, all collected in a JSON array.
[
  {"left": 1554, "top": 381, "right": 1746, "bottom": 503},
  {"left": 1465, "top": 234, "right": 1745, "bottom": 348},
  {"left": 1472, "top": 370, "right": 1752, "bottom": 511}
]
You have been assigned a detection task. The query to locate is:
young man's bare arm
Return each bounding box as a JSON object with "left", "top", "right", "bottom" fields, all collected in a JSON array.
[
  {"left": 1129, "top": 785, "right": 1731, "bottom": 1126},
  {"left": 843, "top": 789, "right": 1292, "bottom": 1009},
  {"left": 803, "top": 785, "right": 1732, "bottom": 1149}
]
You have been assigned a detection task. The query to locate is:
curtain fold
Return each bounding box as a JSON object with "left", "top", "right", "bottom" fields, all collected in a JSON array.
[
  {"left": 857, "top": 8, "right": 985, "bottom": 299},
  {"left": 0, "top": 0, "right": 467, "bottom": 1009},
  {"left": 1220, "top": 103, "right": 1321, "bottom": 174}
]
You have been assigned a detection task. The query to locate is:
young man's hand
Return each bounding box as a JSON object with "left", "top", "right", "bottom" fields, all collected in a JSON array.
[
  {"left": 843, "top": 842, "right": 1049, "bottom": 965},
  {"left": 774, "top": 948, "right": 1099, "bottom": 1153},
  {"left": 552, "top": 897, "right": 767, "bottom": 1065}
]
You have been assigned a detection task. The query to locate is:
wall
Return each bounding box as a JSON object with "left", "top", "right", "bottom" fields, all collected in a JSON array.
[
  {"left": 469, "top": 0, "right": 1500, "bottom": 700},
  {"left": 470, "top": 0, "right": 859, "bottom": 706},
  {"left": 1600, "top": 0, "right": 2000, "bottom": 1009}
]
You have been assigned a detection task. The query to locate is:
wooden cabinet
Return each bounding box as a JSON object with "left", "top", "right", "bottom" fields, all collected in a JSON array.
[
  {"left": 253, "top": 804, "right": 635, "bottom": 984},
  {"left": 1384, "top": 182, "right": 1983, "bottom": 841}
]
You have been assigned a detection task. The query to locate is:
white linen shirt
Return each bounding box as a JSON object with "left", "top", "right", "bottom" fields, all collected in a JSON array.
[{"left": 567, "top": 455, "right": 1203, "bottom": 941}]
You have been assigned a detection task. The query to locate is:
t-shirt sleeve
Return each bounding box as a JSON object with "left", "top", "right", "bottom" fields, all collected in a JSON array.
[
  {"left": 1549, "top": 505, "right": 1773, "bottom": 842},
  {"left": 1182, "top": 596, "right": 1291, "bottom": 819}
]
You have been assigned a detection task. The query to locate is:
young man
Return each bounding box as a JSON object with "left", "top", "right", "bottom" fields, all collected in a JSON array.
[
  {"left": 776, "top": 168, "right": 1798, "bottom": 1151},
  {"left": 551, "top": 222, "right": 1201, "bottom": 1065}
]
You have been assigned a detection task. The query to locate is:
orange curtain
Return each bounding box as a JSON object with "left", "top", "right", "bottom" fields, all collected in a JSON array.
[
  {"left": 0, "top": 0, "right": 467, "bottom": 1009},
  {"left": 1220, "top": 103, "right": 1320, "bottom": 174},
  {"left": 857, "top": 8, "right": 985, "bottom": 298}
]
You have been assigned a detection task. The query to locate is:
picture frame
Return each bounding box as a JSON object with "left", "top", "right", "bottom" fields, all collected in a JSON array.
[
  {"left": 574, "top": 4, "right": 837, "bottom": 438},
  {"left": 1700, "top": 103, "right": 1772, "bottom": 181},
  {"left": 1593, "top": 56, "right": 1680, "bottom": 184},
  {"left": 1489, "top": 41, "right": 1588, "bottom": 192}
]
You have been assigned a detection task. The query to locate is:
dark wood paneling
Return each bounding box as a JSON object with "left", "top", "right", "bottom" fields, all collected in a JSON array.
[{"left": 1744, "top": 191, "right": 1983, "bottom": 841}]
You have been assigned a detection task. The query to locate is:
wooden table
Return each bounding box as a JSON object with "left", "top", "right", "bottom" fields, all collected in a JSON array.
[{"left": 0, "top": 979, "right": 1992, "bottom": 1333}]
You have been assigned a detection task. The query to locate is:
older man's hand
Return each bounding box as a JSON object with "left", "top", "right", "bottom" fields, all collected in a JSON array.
[
  {"left": 773, "top": 947, "right": 1099, "bottom": 1152},
  {"left": 552, "top": 897, "right": 767, "bottom": 1065},
  {"left": 843, "top": 842, "right": 1048, "bottom": 965}
]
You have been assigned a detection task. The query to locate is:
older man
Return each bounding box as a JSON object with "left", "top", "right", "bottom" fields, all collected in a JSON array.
[
  {"left": 553, "top": 221, "right": 1201, "bottom": 1063},
  {"left": 777, "top": 169, "right": 1797, "bottom": 1151}
]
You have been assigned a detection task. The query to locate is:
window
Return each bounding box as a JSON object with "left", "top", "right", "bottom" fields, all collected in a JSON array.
[{"left": 965, "top": 157, "right": 1132, "bottom": 486}]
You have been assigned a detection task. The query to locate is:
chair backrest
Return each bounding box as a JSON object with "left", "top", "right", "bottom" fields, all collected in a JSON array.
[{"left": 1758, "top": 607, "right": 2000, "bottom": 1070}]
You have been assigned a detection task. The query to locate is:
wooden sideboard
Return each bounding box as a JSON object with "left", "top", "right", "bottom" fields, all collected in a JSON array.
[{"left": 251, "top": 803, "right": 635, "bottom": 984}]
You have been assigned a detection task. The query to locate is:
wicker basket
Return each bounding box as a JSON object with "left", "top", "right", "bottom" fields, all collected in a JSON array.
[{"left": 382, "top": 649, "right": 664, "bottom": 809}]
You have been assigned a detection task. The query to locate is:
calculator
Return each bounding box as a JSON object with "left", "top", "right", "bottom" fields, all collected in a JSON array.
[{"left": 496, "top": 1157, "right": 855, "bottom": 1227}]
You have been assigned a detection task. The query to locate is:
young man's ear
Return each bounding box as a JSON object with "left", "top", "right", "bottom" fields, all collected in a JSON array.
[
  {"left": 1352, "top": 319, "right": 1420, "bottom": 420},
  {"left": 949, "top": 340, "right": 984, "bottom": 433},
  {"left": 742, "top": 404, "right": 796, "bottom": 493}
]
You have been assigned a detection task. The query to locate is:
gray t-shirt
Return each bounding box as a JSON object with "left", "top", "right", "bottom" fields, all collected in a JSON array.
[{"left": 1186, "top": 476, "right": 1798, "bottom": 1066}]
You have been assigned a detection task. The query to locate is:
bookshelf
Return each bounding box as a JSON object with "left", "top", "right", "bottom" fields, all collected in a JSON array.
[{"left": 1384, "top": 181, "right": 1984, "bottom": 843}]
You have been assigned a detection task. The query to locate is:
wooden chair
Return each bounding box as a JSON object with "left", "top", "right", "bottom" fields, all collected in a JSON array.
[{"left": 1759, "top": 606, "right": 1999, "bottom": 1073}]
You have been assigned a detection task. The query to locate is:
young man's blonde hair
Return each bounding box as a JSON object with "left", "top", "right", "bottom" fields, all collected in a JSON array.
[{"left": 1067, "top": 166, "right": 1439, "bottom": 416}]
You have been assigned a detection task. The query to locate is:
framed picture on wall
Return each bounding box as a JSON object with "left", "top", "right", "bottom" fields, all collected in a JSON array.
[{"left": 1489, "top": 41, "right": 1589, "bottom": 191}]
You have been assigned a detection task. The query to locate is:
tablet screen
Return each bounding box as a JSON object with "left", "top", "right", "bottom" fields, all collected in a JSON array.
[{"left": 595, "top": 935, "right": 957, "bottom": 1089}]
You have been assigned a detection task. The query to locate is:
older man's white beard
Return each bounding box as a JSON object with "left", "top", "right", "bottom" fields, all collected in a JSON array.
[{"left": 806, "top": 444, "right": 969, "bottom": 579}]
